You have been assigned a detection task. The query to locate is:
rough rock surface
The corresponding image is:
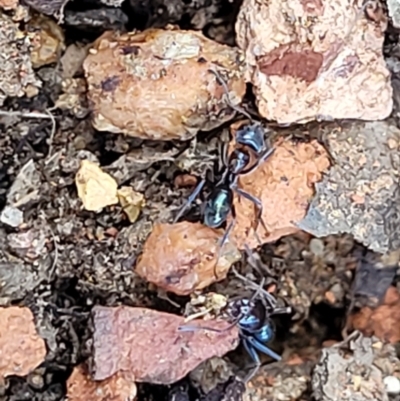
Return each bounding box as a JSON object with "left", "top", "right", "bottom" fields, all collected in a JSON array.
[
  {"left": 298, "top": 120, "right": 400, "bottom": 253},
  {"left": 245, "top": 362, "right": 313, "bottom": 401},
  {"left": 0, "top": 13, "right": 41, "bottom": 106},
  {"left": 235, "top": 0, "right": 392, "bottom": 124},
  {"left": 312, "top": 334, "right": 400, "bottom": 401},
  {"left": 92, "top": 306, "right": 239, "bottom": 385},
  {"left": 83, "top": 27, "right": 246, "bottom": 140}
]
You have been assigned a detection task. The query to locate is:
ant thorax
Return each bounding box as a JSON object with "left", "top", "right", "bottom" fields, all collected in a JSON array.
[{"left": 228, "top": 145, "right": 259, "bottom": 178}]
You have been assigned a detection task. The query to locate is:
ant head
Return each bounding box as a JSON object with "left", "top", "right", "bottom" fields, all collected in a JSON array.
[
  {"left": 227, "top": 298, "right": 267, "bottom": 330},
  {"left": 228, "top": 298, "right": 264, "bottom": 318},
  {"left": 235, "top": 123, "right": 266, "bottom": 155}
]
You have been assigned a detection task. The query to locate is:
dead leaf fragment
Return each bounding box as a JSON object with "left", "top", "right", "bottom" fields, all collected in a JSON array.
[
  {"left": 75, "top": 160, "right": 118, "bottom": 212},
  {"left": 135, "top": 222, "right": 241, "bottom": 295},
  {"left": 67, "top": 365, "right": 137, "bottom": 401},
  {"left": 349, "top": 286, "right": 400, "bottom": 343},
  {"left": 230, "top": 138, "right": 330, "bottom": 249},
  {"left": 117, "top": 187, "right": 145, "bottom": 223},
  {"left": 92, "top": 306, "right": 239, "bottom": 384},
  {"left": 83, "top": 27, "right": 245, "bottom": 140},
  {"left": 0, "top": 306, "right": 46, "bottom": 378}
]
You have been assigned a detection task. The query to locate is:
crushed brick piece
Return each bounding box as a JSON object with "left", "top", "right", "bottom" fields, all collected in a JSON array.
[{"left": 0, "top": 306, "right": 46, "bottom": 378}]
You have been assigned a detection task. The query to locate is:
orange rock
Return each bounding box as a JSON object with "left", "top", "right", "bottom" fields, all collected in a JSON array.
[
  {"left": 83, "top": 27, "right": 245, "bottom": 141},
  {"left": 0, "top": 306, "right": 46, "bottom": 378},
  {"left": 67, "top": 365, "right": 137, "bottom": 401},
  {"left": 136, "top": 222, "right": 241, "bottom": 295},
  {"left": 349, "top": 286, "right": 400, "bottom": 343},
  {"left": 230, "top": 138, "right": 330, "bottom": 249}
]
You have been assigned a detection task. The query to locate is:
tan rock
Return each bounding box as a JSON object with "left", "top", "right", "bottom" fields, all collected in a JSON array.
[
  {"left": 83, "top": 27, "right": 246, "bottom": 140},
  {"left": 75, "top": 160, "right": 118, "bottom": 212},
  {"left": 236, "top": 0, "right": 392, "bottom": 124}
]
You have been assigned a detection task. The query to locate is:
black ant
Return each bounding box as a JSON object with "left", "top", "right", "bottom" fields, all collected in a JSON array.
[
  {"left": 173, "top": 68, "right": 274, "bottom": 277},
  {"left": 178, "top": 262, "right": 291, "bottom": 382}
]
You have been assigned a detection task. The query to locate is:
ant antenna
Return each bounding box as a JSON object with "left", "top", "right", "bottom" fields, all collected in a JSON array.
[
  {"left": 231, "top": 265, "right": 277, "bottom": 308},
  {"left": 208, "top": 67, "right": 254, "bottom": 122}
]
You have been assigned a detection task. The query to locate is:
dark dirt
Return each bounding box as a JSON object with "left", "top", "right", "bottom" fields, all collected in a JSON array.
[{"left": 1, "top": 1, "right": 400, "bottom": 401}]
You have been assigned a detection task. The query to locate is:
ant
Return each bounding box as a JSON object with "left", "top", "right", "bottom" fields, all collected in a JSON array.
[
  {"left": 173, "top": 68, "right": 274, "bottom": 277},
  {"left": 178, "top": 265, "right": 291, "bottom": 382}
]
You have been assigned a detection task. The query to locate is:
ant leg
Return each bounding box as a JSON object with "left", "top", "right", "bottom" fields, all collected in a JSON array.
[
  {"left": 231, "top": 265, "right": 277, "bottom": 308},
  {"left": 219, "top": 140, "right": 229, "bottom": 170},
  {"left": 242, "top": 338, "right": 261, "bottom": 383},
  {"left": 259, "top": 147, "right": 275, "bottom": 164},
  {"left": 208, "top": 67, "right": 254, "bottom": 122},
  {"left": 233, "top": 187, "right": 269, "bottom": 237},
  {"left": 173, "top": 179, "right": 206, "bottom": 223},
  {"left": 213, "top": 216, "right": 236, "bottom": 280},
  {"left": 270, "top": 306, "right": 292, "bottom": 316},
  {"left": 244, "top": 243, "right": 274, "bottom": 277},
  {"left": 178, "top": 318, "right": 240, "bottom": 334},
  {"left": 238, "top": 148, "right": 275, "bottom": 178},
  {"left": 246, "top": 336, "right": 281, "bottom": 361}
]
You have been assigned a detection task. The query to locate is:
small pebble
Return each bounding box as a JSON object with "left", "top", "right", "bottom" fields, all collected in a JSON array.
[
  {"left": 28, "top": 373, "right": 44, "bottom": 389},
  {"left": 0, "top": 206, "right": 23, "bottom": 227},
  {"left": 384, "top": 375, "right": 400, "bottom": 395},
  {"left": 309, "top": 238, "right": 325, "bottom": 257}
]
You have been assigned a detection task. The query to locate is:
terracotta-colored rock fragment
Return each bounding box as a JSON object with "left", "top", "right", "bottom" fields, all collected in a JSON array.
[
  {"left": 67, "top": 364, "right": 137, "bottom": 401},
  {"left": 235, "top": 0, "right": 393, "bottom": 124},
  {"left": 348, "top": 286, "right": 400, "bottom": 344},
  {"left": 135, "top": 222, "right": 241, "bottom": 295},
  {"left": 92, "top": 306, "right": 239, "bottom": 385},
  {"left": 230, "top": 138, "right": 330, "bottom": 249},
  {"left": 83, "top": 27, "right": 246, "bottom": 140},
  {"left": 0, "top": 306, "right": 46, "bottom": 378}
]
